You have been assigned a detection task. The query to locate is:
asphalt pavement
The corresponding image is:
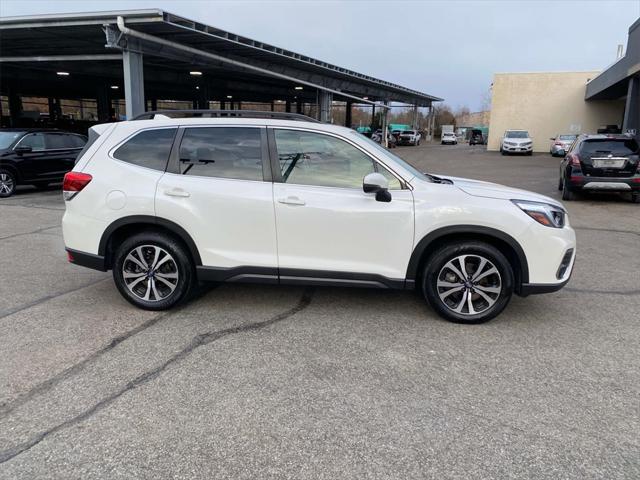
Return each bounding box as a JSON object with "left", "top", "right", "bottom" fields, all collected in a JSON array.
[{"left": 0, "top": 143, "right": 638, "bottom": 479}]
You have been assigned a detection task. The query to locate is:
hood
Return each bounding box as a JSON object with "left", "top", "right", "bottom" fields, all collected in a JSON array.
[
  {"left": 503, "top": 137, "right": 532, "bottom": 144},
  {"left": 440, "top": 175, "right": 564, "bottom": 208}
]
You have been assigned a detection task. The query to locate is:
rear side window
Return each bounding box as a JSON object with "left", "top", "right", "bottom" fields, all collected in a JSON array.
[
  {"left": 68, "top": 135, "right": 87, "bottom": 148},
  {"left": 178, "top": 127, "right": 263, "bottom": 181},
  {"left": 45, "top": 133, "right": 82, "bottom": 150},
  {"left": 579, "top": 139, "right": 638, "bottom": 156},
  {"left": 113, "top": 128, "right": 177, "bottom": 171}
]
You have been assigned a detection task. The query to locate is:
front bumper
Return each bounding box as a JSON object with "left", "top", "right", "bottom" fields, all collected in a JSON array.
[
  {"left": 503, "top": 144, "right": 532, "bottom": 153},
  {"left": 551, "top": 144, "right": 569, "bottom": 155}
]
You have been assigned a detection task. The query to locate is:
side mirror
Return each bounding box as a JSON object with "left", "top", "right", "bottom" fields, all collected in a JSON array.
[
  {"left": 363, "top": 172, "right": 391, "bottom": 202},
  {"left": 14, "top": 145, "right": 32, "bottom": 154},
  {"left": 550, "top": 137, "right": 556, "bottom": 141}
]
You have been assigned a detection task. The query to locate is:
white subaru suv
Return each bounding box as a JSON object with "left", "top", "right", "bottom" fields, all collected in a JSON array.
[{"left": 62, "top": 111, "right": 576, "bottom": 324}]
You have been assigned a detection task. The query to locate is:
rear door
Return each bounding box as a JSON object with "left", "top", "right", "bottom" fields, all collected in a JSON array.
[
  {"left": 155, "top": 125, "right": 278, "bottom": 280},
  {"left": 43, "top": 133, "right": 84, "bottom": 179}
]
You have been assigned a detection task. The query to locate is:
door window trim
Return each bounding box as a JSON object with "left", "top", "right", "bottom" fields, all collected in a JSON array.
[
  {"left": 266, "top": 126, "right": 410, "bottom": 190},
  {"left": 165, "top": 125, "right": 272, "bottom": 182}
]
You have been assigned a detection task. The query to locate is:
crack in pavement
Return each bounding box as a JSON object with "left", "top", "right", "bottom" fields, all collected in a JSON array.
[
  {"left": 564, "top": 287, "right": 640, "bottom": 296},
  {"left": 0, "top": 225, "right": 61, "bottom": 241},
  {"left": 0, "top": 284, "right": 216, "bottom": 418},
  {"left": 572, "top": 226, "right": 640, "bottom": 238},
  {"left": 0, "top": 287, "right": 314, "bottom": 465},
  {"left": 0, "top": 278, "right": 109, "bottom": 321}
]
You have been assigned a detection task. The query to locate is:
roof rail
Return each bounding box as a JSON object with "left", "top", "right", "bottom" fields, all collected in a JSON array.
[{"left": 132, "top": 109, "right": 320, "bottom": 122}]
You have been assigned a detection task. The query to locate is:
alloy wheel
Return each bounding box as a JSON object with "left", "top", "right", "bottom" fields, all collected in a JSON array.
[
  {"left": 436, "top": 254, "right": 502, "bottom": 315},
  {"left": 0, "top": 172, "right": 15, "bottom": 196},
  {"left": 122, "top": 245, "right": 179, "bottom": 302}
]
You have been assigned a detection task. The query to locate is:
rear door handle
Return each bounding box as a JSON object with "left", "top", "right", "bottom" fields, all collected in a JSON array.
[
  {"left": 164, "top": 188, "right": 190, "bottom": 198},
  {"left": 277, "top": 196, "right": 305, "bottom": 206}
]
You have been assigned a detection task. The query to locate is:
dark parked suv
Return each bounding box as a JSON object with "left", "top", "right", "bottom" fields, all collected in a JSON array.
[
  {"left": 559, "top": 133, "right": 640, "bottom": 203},
  {"left": 0, "top": 129, "right": 87, "bottom": 197}
]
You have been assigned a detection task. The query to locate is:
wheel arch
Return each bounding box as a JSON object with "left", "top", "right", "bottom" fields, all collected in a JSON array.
[
  {"left": 99, "top": 216, "right": 202, "bottom": 269},
  {"left": 0, "top": 163, "right": 21, "bottom": 183},
  {"left": 406, "top": 225, "right": 529, "bottom": 292}
]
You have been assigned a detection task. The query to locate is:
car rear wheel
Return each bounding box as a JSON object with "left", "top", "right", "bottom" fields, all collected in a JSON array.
[
  {"left": 0, "top": 169, "right": 16, "bottom": 198},
  {"left": 632, "top": 193, "right": 640, "bottom": 204},
  {"left": 422, "top": 242, "right": 514, "bottom": 324},
  {"left": 113, "top": 231, "right": 195, "bottom": 310},
  {"left": 561, "top": 177, "right": 574, "bottom": 201}
]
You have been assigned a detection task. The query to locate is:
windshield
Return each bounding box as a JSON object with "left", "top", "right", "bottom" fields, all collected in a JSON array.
[
  {"left": 444, "top": 133, "right": 455, "bottom": 137},
  {"left": 353, "top": 132, "right": 429, "bottom": 181},
  {"left": 506, "top": 131, "right": 529, "bottom": 138},
  {"left": 559, "top": 135, "right": 577, "bottom": 141},
  {"left": 580, "top": 139, "right": 639, "bottom": 156},
  {"left": 0, "top": 131, "right": 25, "bottom": 149},
  {"left": 402, "top": 130, "right": 415, "bottom": 135}
]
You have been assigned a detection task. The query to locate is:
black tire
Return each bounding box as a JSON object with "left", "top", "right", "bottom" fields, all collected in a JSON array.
[
  {"left": 631, "top": 193, "right": 640, "bottom": 204},
  {"left": 557, "top": 176, "right": 563, "bottom": 191},
  {"left": 501, "top": 150, "right": 507, "bottom": 156},
  {"left": 441, "top": 141, "right": 445, "bottom": 145},
  {"left": 421, "top": 241, "right": 514, "bottom": 324},
  {"left": 112, "top": 231, "right": 195, "bottom": 310},
  {"left": 0, "top": 169, "right": 17, "bottom": 198},
  {"left": 561, "top": 177, "right": 574, "bottom": 201},
  {"left": 527, "top": 151, "right": 533, "bottom": 156}
]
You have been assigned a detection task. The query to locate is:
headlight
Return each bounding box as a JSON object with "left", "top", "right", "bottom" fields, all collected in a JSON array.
[{"left": 511, "top": 200, "right": 566, "bottom": 228}]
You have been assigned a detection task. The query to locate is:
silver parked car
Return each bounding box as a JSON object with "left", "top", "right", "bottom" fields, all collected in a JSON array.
[{"left": 550, "top": 134, "right": 577, "bottom": 157}]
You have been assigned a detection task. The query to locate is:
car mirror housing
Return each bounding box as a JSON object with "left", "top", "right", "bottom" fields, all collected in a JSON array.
[{"left": 363, "top": 172, "right": 391, "bottom": 202}]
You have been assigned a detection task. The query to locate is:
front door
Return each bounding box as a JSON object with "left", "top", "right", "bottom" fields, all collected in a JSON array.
[
  {"left": 156, "top": 126, "right": 278, "bottom": 281},
  {"left": 270, "top": 128, "right": 414, "bottom": 284}
]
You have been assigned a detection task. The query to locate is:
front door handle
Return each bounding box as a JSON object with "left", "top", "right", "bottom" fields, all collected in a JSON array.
[
  {"left": 277, "top": 196, "right": 305, "bottom": 206},
  {"left": 164, "top": 188, "right": 190, "bottom": 198}
]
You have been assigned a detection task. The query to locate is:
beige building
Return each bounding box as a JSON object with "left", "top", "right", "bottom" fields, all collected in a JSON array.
[
  {"left": 456, "top": 110, "right": 490, "bottom": 127},
  {"left": 487, "top": 71, "right": 625, "bottom": 152}
]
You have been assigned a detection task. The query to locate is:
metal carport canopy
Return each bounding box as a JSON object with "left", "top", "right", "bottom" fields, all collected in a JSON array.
[{"left": 0, "top": 9, "right": 442, "bottom": 116}]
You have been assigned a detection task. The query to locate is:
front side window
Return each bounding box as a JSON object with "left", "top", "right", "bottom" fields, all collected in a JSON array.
[
  {"left": 274, "top": 129, "right": 401, "bottom": 189},
  {"left": 113, "top": 128, "right": 177, "bottom": 171},
  {"left": 18, "top": 133, "right": 45, "bottom": 151},
  {"left": 0, "top": 131, "right": 25, "bottom": 149},
  {"left": 178, "top": 127, "right": 263, "bottom": 181}
]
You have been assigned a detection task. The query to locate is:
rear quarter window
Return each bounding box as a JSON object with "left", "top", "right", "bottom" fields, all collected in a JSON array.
[{"left": 113, "top": 128, "right": 177, "bottom": 171}]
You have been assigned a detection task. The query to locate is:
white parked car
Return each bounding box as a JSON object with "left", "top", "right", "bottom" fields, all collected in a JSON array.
[
  {"left": 501, "top": 130, "right": 533, "bottom": 155},
  {"left": 398, "top": 130, "right": 421, "bottom": 146},
  {"left": 441, "top": 132, "right": 457, "bottom": 145},
  {"left": 62, "top": 111, "right": 576, "bottom": 324}
]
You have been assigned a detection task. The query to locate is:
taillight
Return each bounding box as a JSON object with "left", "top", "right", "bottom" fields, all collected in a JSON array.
[
  {"left": 63, "top": 172, "right": 92, "bottom": 201},
  {"left": 570, "top": 154, "right": 581, "bottom": 167}
]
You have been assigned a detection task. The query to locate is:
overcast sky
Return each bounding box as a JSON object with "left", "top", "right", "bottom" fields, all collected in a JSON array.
[{"left": 2, "top": 0, "right": 639, "bottom": 110}]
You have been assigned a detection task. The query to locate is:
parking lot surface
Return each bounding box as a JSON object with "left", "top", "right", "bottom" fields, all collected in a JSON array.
[{"left": 1, "top": 144, "right": 638, "bottom": 479}]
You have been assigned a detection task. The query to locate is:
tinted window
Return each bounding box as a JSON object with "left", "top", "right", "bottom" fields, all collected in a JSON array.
[
  {"left": 68, "top": 135, "right": 87, "bottom": 148},
  {"left": 18, "top": 133, "right": 45, "bottom": 151},
  {"left": 579, "top": 139, "right": 638, "bottom": 156},
  {"left": 275, "top": 129, "right": 401, "bottom": 189},
  {"left": 44, "top": 133, "right": 76, "bottom": 150},
  {"left": 113, "top": 128, "right": 177, "bottom": 171},
  {"left": 178, "top": 127, "right": 263, "bottom": 181}
]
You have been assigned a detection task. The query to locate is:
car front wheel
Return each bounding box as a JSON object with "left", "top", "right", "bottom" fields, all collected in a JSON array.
[
  {"left": 0, "top": 169, "right": 16, "bottom": 198},
  {"left": 113, "top": 231, "right": 195, "bottom": 310},
  {"left": 422, "top": 242, "right": 514, "bottom": 324}
]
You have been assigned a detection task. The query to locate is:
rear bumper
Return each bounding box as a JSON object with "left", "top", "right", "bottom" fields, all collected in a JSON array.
[
  {"left": 66, "top": 248, "right": 107, "bottom": 271},
  {"left": 568, "top": 175, "right": 640, "bottom": 192}
]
